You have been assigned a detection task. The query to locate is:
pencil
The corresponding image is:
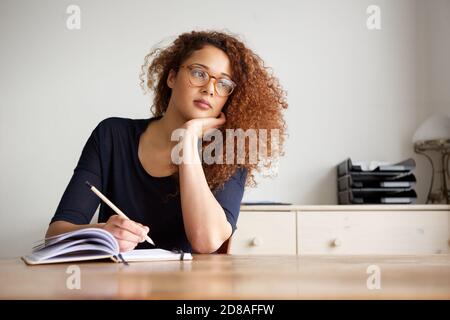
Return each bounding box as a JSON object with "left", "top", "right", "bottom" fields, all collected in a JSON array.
[{"left": 84, "top": 181, "right": 155, "bottom": 246}]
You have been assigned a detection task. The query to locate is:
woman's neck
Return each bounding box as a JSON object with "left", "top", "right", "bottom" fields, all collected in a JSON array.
[{"left": 146, "top": 105, "right": 186, "bottom": 151}]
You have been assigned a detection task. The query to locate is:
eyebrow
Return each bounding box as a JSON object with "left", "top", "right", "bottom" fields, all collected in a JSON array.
[{"left": 190, "top": 63, "right": 232, "bottom": 79}]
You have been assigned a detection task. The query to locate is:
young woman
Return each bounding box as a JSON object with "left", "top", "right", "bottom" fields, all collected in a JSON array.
[{"left": 46, "top": 30, "right": 288, "bottom": 253}]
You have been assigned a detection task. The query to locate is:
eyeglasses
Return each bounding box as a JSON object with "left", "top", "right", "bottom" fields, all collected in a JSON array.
[{"left": 180, "top": 64, "right": 236, "bottom": 97}]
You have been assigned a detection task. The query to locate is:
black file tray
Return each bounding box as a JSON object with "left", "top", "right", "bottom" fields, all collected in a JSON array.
[
  {"left": 338, "top": 173, "right": 417, "bottom": 191},
  {"left": 337, "top": 158, "right": 416, "bottom": 177},
  {"left": 338, "top": 189, "right": 417, "bottom": 204}
]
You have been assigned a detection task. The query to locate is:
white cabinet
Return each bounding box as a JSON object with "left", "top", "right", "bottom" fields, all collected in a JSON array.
[{"left": 230, "top": 205, "right": 450, "bottom": 255}]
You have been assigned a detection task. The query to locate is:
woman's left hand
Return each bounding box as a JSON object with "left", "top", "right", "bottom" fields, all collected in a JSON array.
[{"left": 182, "top": 112, "right": 226, "bottom": 139}]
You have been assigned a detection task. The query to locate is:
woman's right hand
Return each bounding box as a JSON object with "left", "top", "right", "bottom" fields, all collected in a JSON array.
[{"left": 100, "top": 215, "right": 150, "bottom": 252}]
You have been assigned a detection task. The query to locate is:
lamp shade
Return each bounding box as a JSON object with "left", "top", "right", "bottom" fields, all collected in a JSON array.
[{"left": 412, "top": 113, "right": 450, "bottom": 143}]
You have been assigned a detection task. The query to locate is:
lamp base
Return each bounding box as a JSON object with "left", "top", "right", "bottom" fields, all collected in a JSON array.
[{"left": 414, "top": 139, "right": 450, "bottom": 204}]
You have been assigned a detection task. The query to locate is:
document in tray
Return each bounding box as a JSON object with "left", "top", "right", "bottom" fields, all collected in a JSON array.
[
  {"left": 22, "top": 228, "right": 192, "bottom": 265},
  {"left": 338, "top": 158, "right": 416, "bottom": 176}
]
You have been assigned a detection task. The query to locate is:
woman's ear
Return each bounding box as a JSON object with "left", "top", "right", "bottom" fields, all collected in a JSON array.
[{"left": 167, "top": 69, "right": 176, "bottom": 89}]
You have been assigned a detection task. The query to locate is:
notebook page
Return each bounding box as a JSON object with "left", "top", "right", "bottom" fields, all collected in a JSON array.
[
  {"left": 33, "top": 228, "right": 118, "bottom": 252},
  {"left": 26, "top": 243, "right": 115, "bottom": 261},
  {"left": 121, "top": 249, "right": 193, "bottom": 262}
]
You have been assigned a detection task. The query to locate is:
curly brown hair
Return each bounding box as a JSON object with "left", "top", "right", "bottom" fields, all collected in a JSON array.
[{"left": 139, "top": 30, "right": 288, "bottom": 194}]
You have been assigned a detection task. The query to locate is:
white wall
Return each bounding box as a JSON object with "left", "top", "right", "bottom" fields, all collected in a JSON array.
[{"left": 1, "top": 0, "right": 449, "bottom": 258}]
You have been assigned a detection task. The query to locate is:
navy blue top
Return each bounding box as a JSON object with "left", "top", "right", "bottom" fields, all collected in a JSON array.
[{"left": 50, "top": 116, "right": 247, "bottom": 253}]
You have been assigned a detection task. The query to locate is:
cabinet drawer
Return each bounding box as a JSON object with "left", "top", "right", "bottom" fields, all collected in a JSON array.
[
  {"left": 298, "top": 211, "right": 450, "bottom": 255},
  {"left": 230, "top": 211, "right": 296, "bottom": 255}
]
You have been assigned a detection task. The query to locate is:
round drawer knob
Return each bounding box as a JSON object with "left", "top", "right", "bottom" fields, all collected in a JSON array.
[
  {"left": 332, "top": 238, "right": 342, "bottom": 247},
  {"left": 251, "top": 237, "right": 263, "bottom": 247}
]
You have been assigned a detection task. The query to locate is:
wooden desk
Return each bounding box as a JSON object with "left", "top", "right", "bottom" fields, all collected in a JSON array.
[{"left": 0, "top": 255, "right": 449, "bottom": 299}]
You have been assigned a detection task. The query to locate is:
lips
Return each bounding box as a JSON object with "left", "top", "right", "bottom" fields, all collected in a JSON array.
[{"left": 194, "top": 99, "right": 212, "bottom": 109}]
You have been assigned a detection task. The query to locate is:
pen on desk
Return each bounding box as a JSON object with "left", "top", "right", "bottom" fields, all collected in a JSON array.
[{"left": 84, "top": 181, "right": 155, "bottom": 246}]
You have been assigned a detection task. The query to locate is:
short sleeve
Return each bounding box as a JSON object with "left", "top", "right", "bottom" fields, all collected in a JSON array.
[
  {"left": 50, "top": 122, "right": 105, "bottom": 225},
  {"left": 213, "top": 168, "right": 247, "bottom": 235}
]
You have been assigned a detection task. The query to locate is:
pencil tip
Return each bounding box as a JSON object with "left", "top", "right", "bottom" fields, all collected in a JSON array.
[{"left": 85, "top": 181, "right": 93, "bottom": 188}]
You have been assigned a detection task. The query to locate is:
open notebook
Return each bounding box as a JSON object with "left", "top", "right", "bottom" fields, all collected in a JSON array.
[{"left": 22, "top": 228, "right": 192, "bottom": 265}]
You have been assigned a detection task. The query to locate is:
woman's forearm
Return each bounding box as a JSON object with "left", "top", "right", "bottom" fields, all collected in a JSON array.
[
  {"left": 178, "top": 130, "right": 231, "bottom": 253},
  {"left": 46, "top": 220, "right": 104, "bottom": 238}
]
